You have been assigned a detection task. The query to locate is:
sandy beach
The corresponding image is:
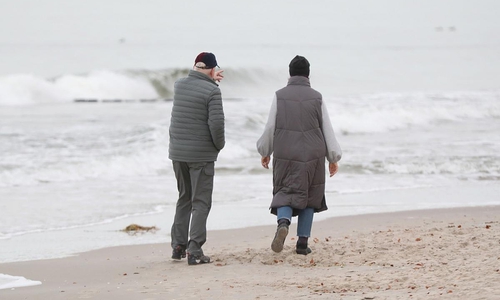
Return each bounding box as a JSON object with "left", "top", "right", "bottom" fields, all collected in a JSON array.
[{"left": 1, "top": 206, "right": 499, "bottom": 300}]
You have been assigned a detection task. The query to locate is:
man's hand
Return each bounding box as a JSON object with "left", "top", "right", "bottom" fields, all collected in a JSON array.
[
  {"left": 213, "top": 69, "right": 224, "bottom": 82},
  {"left": 261, "top": 156, "right": 270, "bottom": 169},
  {"left": 329, "top": 162, "right": 338, "bottom": 177}
]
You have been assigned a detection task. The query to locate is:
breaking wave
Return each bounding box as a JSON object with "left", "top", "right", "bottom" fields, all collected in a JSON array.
[{"left": 0, "top": 68, "right": 283, "bottom": 105}]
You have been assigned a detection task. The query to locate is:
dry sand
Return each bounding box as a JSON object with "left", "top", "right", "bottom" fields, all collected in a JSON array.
[{"left": 1, "top": 206, "right": 499, "bottom": 300}]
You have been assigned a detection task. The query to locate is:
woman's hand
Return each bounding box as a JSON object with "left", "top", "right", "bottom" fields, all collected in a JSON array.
[
  {"left": 329, "top": 162, "right": 338, "bottom": 177},
  {"left": 261, "top": 156, "right": 270, "bottom": 169}
]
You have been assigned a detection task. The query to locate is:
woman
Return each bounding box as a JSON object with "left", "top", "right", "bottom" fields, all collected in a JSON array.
[{"left": 257, "top": 55, "right": 342, "bottom": 255}]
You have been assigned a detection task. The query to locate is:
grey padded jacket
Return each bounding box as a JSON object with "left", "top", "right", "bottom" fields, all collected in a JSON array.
[
  {"left": 168, "top": 70, "right": 225, "bottom": 162},
  {"left": 271, "top": 76, "right": 329, "bottom": 215}
]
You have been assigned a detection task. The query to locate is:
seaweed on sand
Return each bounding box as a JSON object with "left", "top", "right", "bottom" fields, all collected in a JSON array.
[{"left": 121, "top": 224, "right": 159, "bottom": 235}]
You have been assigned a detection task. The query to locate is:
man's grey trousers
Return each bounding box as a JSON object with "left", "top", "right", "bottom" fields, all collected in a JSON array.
[{"left": 171, "top": 161, "right": 214, "bottom": 256}]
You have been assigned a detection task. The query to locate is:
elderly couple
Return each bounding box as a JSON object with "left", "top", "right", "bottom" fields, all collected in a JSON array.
[{"left": 168, "top": 52, "right": 342, "bottom": 265}]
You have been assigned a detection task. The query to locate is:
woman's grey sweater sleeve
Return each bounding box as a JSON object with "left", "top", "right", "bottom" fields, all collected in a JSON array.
[
  {"left": 256, "top": 94, "right": 277, "bottom": 157},
  {"left": 322, "top": 101, "right": 342, "bottom": 163}
]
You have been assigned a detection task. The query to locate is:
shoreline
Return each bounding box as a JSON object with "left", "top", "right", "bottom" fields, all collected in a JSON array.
[
  {"left": 1, "top": 205, "right": 499, "bottom": 299},
  {"left": 3, "top": 181, "right": 499, "bottom": 265}
]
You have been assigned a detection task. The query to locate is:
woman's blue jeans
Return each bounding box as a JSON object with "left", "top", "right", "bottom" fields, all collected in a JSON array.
[{"left": 277, "top": 206, "right": 314, "bottom": 237}]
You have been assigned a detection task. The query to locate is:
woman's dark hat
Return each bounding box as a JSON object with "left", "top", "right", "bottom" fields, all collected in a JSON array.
[{"left": 289, "top": 55, "right": 310, "bottom": 77}]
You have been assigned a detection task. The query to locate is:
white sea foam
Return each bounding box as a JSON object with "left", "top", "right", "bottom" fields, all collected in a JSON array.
[
  {"left": 0, "top": 274, "right": 41, "bottom": 290},
  {"left": 0, "top": 92, "right": 499, "bottom": 188},
  {"left": 0, "top": 70, "right": 159, "bottom": 106},
  {"left": 331, "top": 91, "right": 500, "bottom": 134},
  {"left": 0, "top": 74, "right": 68, "bottom": 105},
  {"left": 0, "top": 68, "right": 286, "bottom": 106},
  {"left": 55, "top": 70, "right": 159, "bottom": 100}
]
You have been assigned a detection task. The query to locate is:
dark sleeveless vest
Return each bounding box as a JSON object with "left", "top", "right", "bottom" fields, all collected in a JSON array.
[{"left": 270, "top": 76, "right": 328, "bottom": 215}]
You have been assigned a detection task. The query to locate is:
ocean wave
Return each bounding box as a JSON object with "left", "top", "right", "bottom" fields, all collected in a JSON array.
[
  {"left": 0, "top": 71, "right": 160, "bottom": 106},
  {"left": 0, "top": 123, "right": 172, "bottom": 187},
  {"left": 1, "top": 108, "right": 499, "bottom": 188},
  {"left": 341, "top": 156, "right": 500, "bottom": 179},
  {"left": 0, "top": 67, "right": 283, "bottom": 106},
  {"left": 329, "top": 90, "right": 500, "bottom": 133},
  {"left": 1, "top": 76, "right": 499, "bottom": 188},
  {"left": 1, "top": 68, "right": 499, "bottom": 131}
]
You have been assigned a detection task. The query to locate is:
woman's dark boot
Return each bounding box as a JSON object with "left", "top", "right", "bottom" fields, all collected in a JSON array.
[
  {"left": 271, "top": 218, "right": 290, "bottom": 253},
  {"left": 296, "top": 237, "right": 312, "bottom": 255}
]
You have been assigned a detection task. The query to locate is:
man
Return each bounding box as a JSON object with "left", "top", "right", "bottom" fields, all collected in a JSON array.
[
  {"left": 169, "top": 52, "right": 225, "bottom": 265},
  {"left": 257, "top": 55, "right": 342, "bottom": 255}
]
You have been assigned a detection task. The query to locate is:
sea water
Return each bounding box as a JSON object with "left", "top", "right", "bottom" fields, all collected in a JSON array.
[{"left": 1, "top": 0, "right": 500, "bottom": 274}]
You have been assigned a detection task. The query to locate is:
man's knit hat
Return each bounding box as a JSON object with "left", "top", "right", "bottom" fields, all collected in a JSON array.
[{"left": 289, "top": 55, "right": 310, "bottom": 77}]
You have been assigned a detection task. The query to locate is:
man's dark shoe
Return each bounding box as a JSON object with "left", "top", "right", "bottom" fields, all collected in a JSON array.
[
  {"left": 296, "top": 244, "right": 312, "bottom": 255},
  {"left": 171, "top": 245, "right": 186, "bottom": 260},
  {"left": 271, "top": 223, "right": 289, "bottom": 253},
  {"left": 187, "top": 254, "right": 211, "bottom": 265}
]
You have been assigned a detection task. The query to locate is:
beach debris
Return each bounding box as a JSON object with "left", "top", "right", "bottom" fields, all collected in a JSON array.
[{"left": 121, "top": 224, "right": 158, "bottom": 234}]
